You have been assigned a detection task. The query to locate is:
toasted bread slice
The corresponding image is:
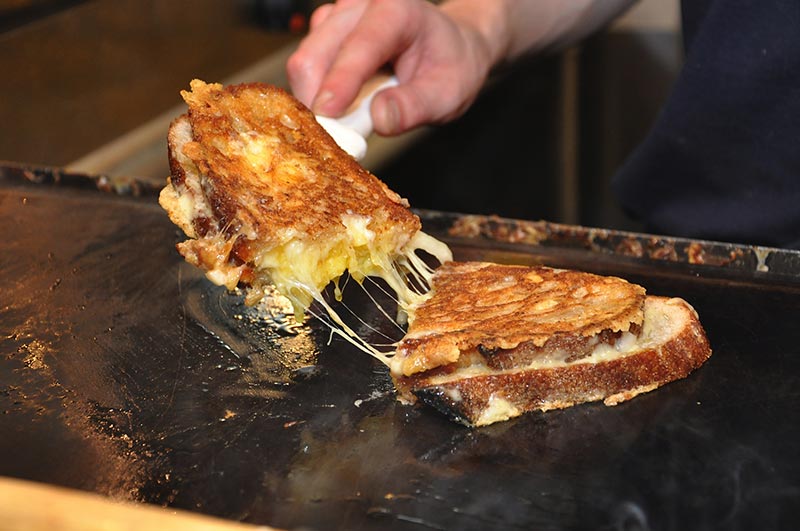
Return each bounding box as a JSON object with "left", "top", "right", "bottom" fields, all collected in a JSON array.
[
  {"left": 391, "top": 262, "right": 647, "bottom": 377},
  {"left": 391, "top": 263, "right": 711, "bottom": 427},
  {"left": 160, "top": 80, "right": 450, "bottom": 325}
]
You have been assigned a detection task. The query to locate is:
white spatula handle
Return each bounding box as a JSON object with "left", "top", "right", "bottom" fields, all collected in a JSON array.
[
  {"left": 336, "top": 74, "right": 399, "bottom": 138},
  {"left": 314, "top": 74, "right": 398, "bottom": 160}
]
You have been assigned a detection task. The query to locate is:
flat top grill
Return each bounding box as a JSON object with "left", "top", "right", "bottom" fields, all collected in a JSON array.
[{"left": 2, "top": 163, "right": 799, "bottom": 530}]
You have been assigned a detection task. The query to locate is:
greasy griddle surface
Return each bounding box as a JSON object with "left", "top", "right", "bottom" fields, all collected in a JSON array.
[{"left": 2, "top": 178, "right": 799, "bottom": 530}]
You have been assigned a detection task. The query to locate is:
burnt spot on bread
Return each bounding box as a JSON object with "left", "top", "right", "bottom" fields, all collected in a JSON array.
[
  {"left": 412, "top": 386, "right": 474, "bottom": 427},
  {"left": 191, "top": 215, "right": 214, "bottom": 238},
  {"left": 477, "top": 344, "right": 499, "bottom": 357}
]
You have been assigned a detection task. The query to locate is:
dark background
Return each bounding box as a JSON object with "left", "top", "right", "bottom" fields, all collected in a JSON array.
[{"left": 0, "top": 0, "right": 681, "bottom": 232}]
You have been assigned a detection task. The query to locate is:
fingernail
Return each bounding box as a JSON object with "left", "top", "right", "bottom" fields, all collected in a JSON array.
[
  {"left": 312, "top": 90, "right": 335, "bottom": 114},
  {"left": 378, "top": 97, "right": 400, "bottom": 134}
]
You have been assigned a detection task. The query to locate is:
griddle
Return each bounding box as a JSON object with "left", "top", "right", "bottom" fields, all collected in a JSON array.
[{"left": 2, "top": 162, "right": 799, "bottom": 530}]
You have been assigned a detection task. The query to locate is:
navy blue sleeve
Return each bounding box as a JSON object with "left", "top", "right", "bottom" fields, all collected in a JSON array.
[{"left": 612, "top": 0, "right": 800, "bottom": 248}]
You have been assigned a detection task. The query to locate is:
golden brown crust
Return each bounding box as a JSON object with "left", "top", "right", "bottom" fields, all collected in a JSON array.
[
  {"left": 161, "top": 116, "right": 201, "bottom": 238},
  {"left": 394, "top": 296, "right": 712, "bottom": 427},
  {"left": 159, "top": 80, "right": 423, "bottom": 303},
  {"left": 393, "top": 262, "right": 646, "bottom": 376},
  {"left": 172, "top": 80, "right": 419, "bottom": 248}
]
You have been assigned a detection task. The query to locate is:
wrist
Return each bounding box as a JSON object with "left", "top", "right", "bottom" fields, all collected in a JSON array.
[{"left": 440, "top": 0, "right": 511, "bottom": 68}]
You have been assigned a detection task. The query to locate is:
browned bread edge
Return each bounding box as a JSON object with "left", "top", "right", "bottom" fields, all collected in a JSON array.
[{"left": 166, "top": 114, "right": 189, "bottom": 188}]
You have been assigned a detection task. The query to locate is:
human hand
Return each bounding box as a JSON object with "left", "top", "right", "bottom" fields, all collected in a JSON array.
[{"left": 286, "top": 0, "right": 498, "bottom": 136}]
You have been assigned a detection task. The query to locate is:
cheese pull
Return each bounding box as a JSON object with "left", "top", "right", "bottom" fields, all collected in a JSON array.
[{"left": 160, "top": 79, "right": 451, "bottom": 365}]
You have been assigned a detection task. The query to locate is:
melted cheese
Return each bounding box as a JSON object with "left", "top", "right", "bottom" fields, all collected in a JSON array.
[
  {"left": 249, "top": 218, "right": 450, "bottom": 314},
  {"left": 476, "top": 394, "right": 520, "bottom": 426},
  {"left": 269, "top": 228, "right": 451, "bottom": 366},
  {"left": 187, "top": 216, "right": 452, "bottom": 367},
  {"left": 416, "top": 331, "right": 642, "bottom": 385}
]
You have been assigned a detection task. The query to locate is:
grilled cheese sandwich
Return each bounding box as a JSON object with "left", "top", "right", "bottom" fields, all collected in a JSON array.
[
  {"left": 160, "top": 80, "right": 711, "bottom": 428},
  {"left": 392, "top": 262, "right": 712, "bottom": 426},
  {"left": 160, "top": 80, "right": 451, "bottom": 360}
]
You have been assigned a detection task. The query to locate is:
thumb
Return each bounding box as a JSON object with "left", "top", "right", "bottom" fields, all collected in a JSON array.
[
  {"left": 370, "top": 79, "right": 472, "bottom": 136},
  {"left": 370, "top": 83, "right": 434, "bottom": 136}
]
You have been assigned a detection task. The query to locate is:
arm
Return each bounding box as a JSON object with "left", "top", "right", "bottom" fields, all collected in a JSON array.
[{"left": 287, "top": 0, "right": 635, "bottom": 135}]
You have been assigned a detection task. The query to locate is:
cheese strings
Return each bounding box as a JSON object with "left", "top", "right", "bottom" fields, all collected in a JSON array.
[{"left": 297, "top": 232, "right": 452, "bottom": 366}]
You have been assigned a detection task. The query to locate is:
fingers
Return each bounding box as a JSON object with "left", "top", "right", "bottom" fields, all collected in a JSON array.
[
  {"left": 290, "top": 0, "right": 425, "bottom": 117},
  {"left": 312, "top": 0, "right": 421, "bottom": 117},
  {"left": 368, "top": 8, "right": 489, "bottom": 134},
  {"left": 370, "top": 88, "right": 406, "bottom": 135},
  {"left": 287, "top": 0, "right": 491, "bottom": 135},
  {"left": 371, "top": 76, "right": 477, "bottom": 135},
  {"left": 286, "top": 1, "right": 371, "bottom": 107},
  {"left": 308, "top": 3, "right": 334, "bottom": 29}
]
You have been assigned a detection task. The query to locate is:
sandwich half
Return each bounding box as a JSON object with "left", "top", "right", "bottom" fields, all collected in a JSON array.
[
  {"left": 391, "top": 262, "right": 712, "bottom": 427},
  {"left": 159, "top": 80, "right": 451, "bottom": 347}
]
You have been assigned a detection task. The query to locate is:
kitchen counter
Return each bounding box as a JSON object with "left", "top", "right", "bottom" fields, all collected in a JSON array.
[{"left": 0, "top": 0, "right": 297, "bottom": 167}]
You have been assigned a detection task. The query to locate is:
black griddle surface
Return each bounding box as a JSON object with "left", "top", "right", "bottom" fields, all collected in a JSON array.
[{"left": 2, "top": 169, "right": 800, "bottom": 530}]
